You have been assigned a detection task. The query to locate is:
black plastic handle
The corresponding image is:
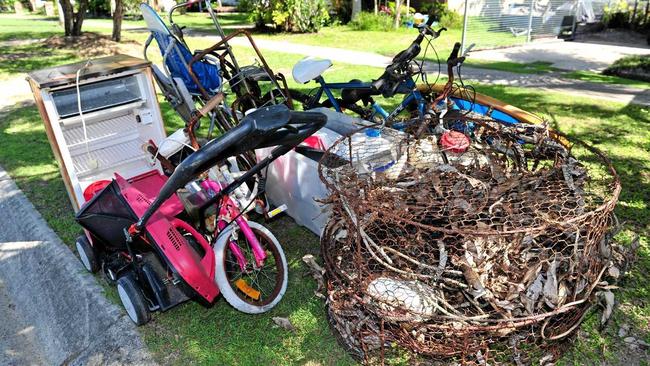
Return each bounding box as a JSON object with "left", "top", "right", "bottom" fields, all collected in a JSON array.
[
  {"left": 134, "top": 106, "right": 327, "bottom": 231},
  {"left": 448, "top": 42, "right": 461, "bottom": 62}
]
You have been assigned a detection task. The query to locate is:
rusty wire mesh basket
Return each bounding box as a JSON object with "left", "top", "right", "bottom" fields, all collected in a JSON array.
[{"left": 318, "top": 115, "right": 622, "bottom": 365}]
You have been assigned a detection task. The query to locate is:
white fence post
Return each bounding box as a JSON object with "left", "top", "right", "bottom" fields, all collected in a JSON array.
[
  {"left": 527, "top": 0, "right": 535, "bottom": 42},
  {"left": 461, "top": 0, "right": 470, "bottom": 53}
]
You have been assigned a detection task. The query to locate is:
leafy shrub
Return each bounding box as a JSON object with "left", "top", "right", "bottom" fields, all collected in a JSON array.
[
  {"left": 420, "top": 1, "right": 445, "bottom": 18},
  {"left": 329, "top": 0, "right": 351, "bottom": 23},
  {"left": 600, "top": 0, "right": 649, "bottom": 29},
  {"left": 0, "top": 0, "right": 12, "bottom": 12},
  {"left": 349, "top": 11, "right": 394, "bottom": 31},
  {"left": 292, "top": 0, "right": 330, "bottom": 32},
  {"left": 88, "top": 0, "right": 110, "bottom": 16},
  {"left": 237, "top": 0, "right": 253, "bottom": 12},
  {"left": 439, "top": 10, "right": 462, "bottom": 28},
  {"left": 604, "top": 55, "right": 650, "bottom": 81},
  {"left": 420, "top": 1, "right": 463, "bottom": 29},
  {"left": 248, "top": 0, "right": 329, "bottom": 32}
]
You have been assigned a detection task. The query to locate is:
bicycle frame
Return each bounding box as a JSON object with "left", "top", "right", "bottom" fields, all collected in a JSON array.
[
  {"left": 201, "top": 179, "right": 267, "bottom": 270},
  {"left": 308, "top": 73, "right": 427, "bottom": 125}
]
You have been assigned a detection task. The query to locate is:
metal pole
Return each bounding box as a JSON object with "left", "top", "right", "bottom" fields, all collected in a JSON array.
[
  {"left": 461, "top": 0, "right": 470, "bottom": 53},
  {"left": 527, "top": 0, "right": 535, "bottom": 43}
]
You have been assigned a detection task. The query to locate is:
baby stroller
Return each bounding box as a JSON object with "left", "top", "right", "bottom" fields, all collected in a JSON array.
[
  {"left": 141, "top": 2, "right": 293, "bottom": 212},
  {"left": 141, "top": 1, "right": 292, "bottom": 135},
  {"left": 75, "top": 102, "right": 327, "bottom": 324}
]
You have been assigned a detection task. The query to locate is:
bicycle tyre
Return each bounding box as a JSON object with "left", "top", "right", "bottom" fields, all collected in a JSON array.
[{"left": 214, "top": 221, "right": 288, "bottom": 314}]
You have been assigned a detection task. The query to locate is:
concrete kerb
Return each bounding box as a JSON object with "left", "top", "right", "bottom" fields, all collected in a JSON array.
[{"left": 0, "top": 166, "right": 155, "bottom": 365}]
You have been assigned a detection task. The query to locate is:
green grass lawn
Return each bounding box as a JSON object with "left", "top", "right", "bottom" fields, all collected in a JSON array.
[
  {"left": 255, "top": 16, "right": 526, "bottom": 61},
  {"left": 464, "top": 60, "right": 560, "bottom": 74},
  {"left": 0, "top": 12, "right": 649, "bottom": 366},
  {"left": 0, "top": 41, "right": 80, "bottom": 80},
  {"left": 255, "top": 24, "right": 463, "bottom": 60},
  {"left": 565, "top": 70, "right": 650, "bottom": 90},
  {"left": 0, "top": 14, "right": 63, "bottom": 41}
]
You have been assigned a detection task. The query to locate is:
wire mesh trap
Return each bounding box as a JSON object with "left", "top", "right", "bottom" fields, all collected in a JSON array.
[{"left": 318, "top": 115, "right": 623, "bottom": 365}]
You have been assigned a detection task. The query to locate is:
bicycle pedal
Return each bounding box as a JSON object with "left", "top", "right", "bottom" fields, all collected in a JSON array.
[{"left": 267, "top": 204, "right": 288, "bottom": 219}]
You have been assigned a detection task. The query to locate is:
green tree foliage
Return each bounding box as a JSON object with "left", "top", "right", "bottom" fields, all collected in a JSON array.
[
  {"left": 243, "top": 0, "right": 330, "bottom": 32},
  {"left": 420, "top": 0, "right": 462, "bottom": 29},
  {"left": 0, "top": 0, "right": 15, "bottom": 12},
  {"left": 603, "top": 0, "right": 650, "bottom": 30},
  {"left": 387, "top": 1, "right": 415, "bottom": 16}
]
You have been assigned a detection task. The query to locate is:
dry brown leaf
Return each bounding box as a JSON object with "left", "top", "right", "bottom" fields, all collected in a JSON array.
[{"left": 272, "top": 317, "right": 296, "bottom": 332}]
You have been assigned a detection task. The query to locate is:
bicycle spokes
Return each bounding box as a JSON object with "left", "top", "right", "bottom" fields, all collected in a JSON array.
[{"left": 225, "top": 234, "right": 282, "bottom": 304}]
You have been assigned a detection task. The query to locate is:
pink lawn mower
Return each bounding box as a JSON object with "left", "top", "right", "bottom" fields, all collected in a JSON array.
[{"left": 74, "top": 103, "right": 326, "bottom": 324}]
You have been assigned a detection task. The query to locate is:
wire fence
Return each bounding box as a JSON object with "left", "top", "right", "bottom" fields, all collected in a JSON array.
[
  {"left": 319, "top": 116, "right": 625, "bottom": 365},
  {"left": 453, "top": 0, "right": 616, "bottom": 51}
]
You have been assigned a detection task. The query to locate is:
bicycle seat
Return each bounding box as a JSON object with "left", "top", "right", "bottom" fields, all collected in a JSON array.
[{"left": 292, "top": 57, "right": 332, "bottom": 84}]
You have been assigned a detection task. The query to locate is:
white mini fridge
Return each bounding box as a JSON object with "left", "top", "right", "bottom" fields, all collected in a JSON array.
[{"left": 27, "top": 55, "right": 167, "bottom": 211}]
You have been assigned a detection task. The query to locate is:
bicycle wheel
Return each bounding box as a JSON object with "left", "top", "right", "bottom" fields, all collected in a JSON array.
[{"left": 214, "top": 221, "right": 288, "bottom": 314}]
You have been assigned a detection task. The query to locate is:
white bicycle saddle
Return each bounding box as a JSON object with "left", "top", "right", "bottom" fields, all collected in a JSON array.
[{"left": 292, "top": 57, "right": 333, "bottom": 84}]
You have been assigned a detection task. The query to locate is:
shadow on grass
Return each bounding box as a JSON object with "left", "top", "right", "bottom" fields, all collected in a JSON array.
[{"left": 0, "top": 42, "right": 79, "bottom": 77}]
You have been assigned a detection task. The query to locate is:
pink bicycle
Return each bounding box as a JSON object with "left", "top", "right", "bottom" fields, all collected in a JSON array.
[{"left": 200, "top": 176, "right": 287, "bottom": 313}]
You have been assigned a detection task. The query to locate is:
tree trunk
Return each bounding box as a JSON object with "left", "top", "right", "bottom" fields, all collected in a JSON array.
[
  {"left": 59, "top": 0, "right": 73, "bottom": 36},
  {"left": 374, "top": 0, "right": 378, "bottom": 14},
  {"left": 394, "top": 0, "right": 402, "bottom": 28},
  {"left": 405, "top": 0, "right": 410, "bottom": 17},
  {"left": 71, "top": 0, "right": 88, "bottom": 36},
  {"left": 112, "top": 0, "right": 123, "bottom": 42},
  {"left": 351, "top": 0, "right": 361, "bottom": 19}
]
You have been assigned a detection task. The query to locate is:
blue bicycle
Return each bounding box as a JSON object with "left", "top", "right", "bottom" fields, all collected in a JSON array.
[{"left": 288, "top": 17, "right": 446, "bottom": 126}]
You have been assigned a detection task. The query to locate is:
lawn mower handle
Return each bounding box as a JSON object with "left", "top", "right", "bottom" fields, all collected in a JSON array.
[{"left": 131, "top": 105, "right": 327, "bottom": 233}]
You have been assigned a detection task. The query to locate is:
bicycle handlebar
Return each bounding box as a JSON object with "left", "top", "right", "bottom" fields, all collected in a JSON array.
[
  {"left": 447, "top": 42, "right": 461, "bottom": 63},
  {"left": 389, "top": 22, "right": 446, "bottom": 71},
  {"left": 374, "top": 18, "right": 446, "bottom": 97}
]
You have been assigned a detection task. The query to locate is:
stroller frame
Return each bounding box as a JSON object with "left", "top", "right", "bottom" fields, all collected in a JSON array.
[{"left": 142, "top": 0, "right": 292, "bottom": 136}]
